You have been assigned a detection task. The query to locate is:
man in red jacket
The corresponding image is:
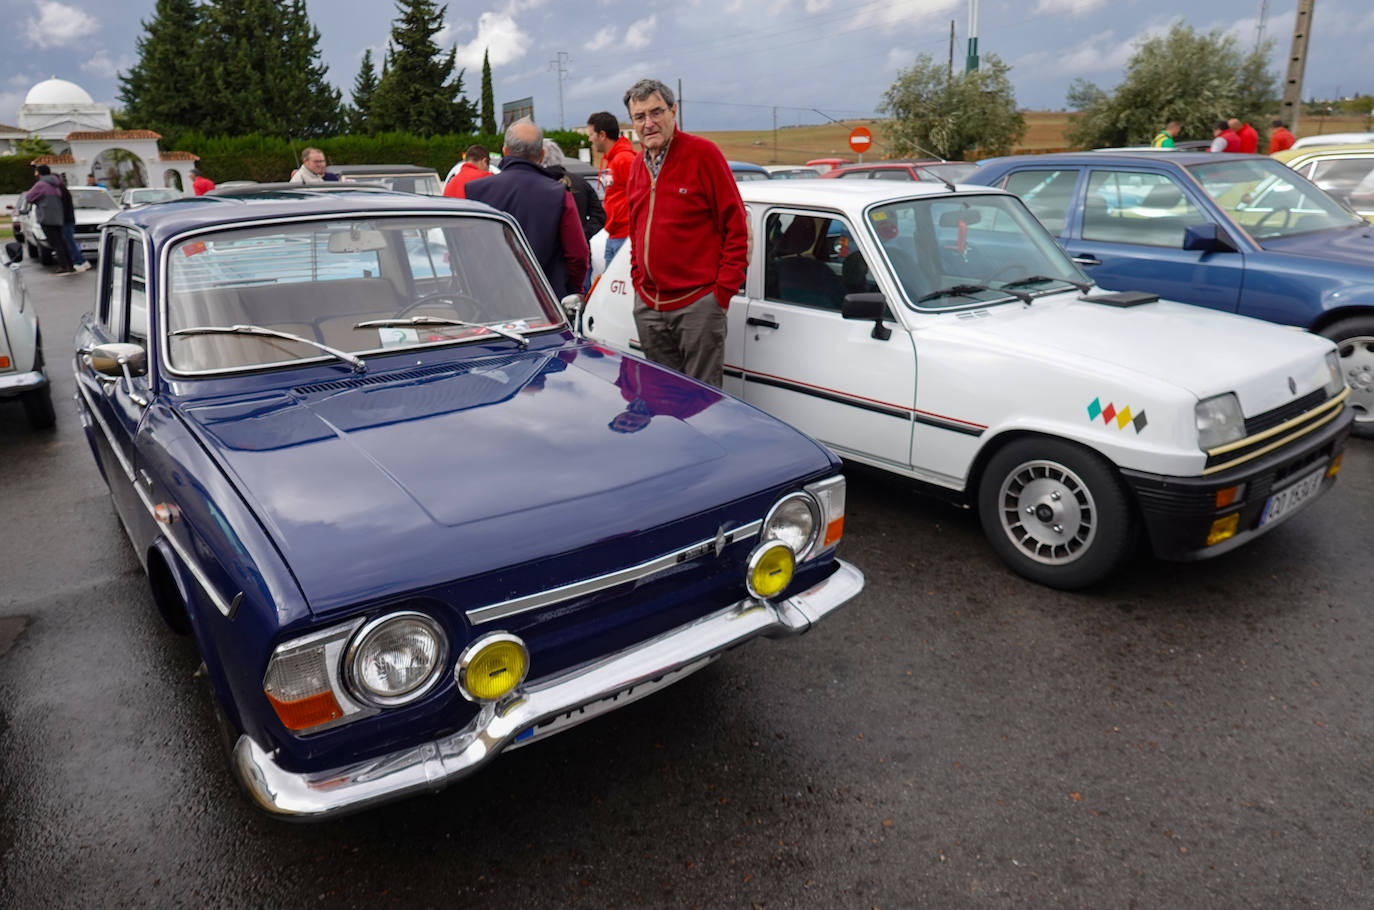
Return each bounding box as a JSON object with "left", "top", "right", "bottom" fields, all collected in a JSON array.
[
  {"left": 623, "top": 78, "right": 747, "bottom": 388},
  {"left": 443, "top": 145, "right": 491, "bottom": 198},
  {"left": 587, "top": 111, "right": 635, "bottom": 271},
  {"left": 1229, "top": 118, "right": 1259, "bottom": 154}
]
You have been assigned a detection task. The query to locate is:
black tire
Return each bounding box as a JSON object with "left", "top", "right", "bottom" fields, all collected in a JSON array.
[
  {"left": 38, "top": 242, "right": 54, "bottom": 266},
  {"left": 20, "top": 384, "right": 56, "bottom": 429},
  {"left": 1319, "top": 315, "right": 1374, "bottom": 439},
  {"left": 26, "top": 237, "right": 39, "bottom": 260},
  {"left": 977, "top": 437, "right": 1136, "bottom": 589}
]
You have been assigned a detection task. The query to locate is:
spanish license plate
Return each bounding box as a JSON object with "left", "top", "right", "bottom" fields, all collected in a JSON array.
[{"left": 1259, "top": 464, "right": 1327, "bottom": 527}]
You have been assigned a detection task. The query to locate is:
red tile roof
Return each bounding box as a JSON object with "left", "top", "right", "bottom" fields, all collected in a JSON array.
[
  {"left": 159, "top": 151, "right": 199, "bottom": 161},
  {"left": 65, "top": 129, "right": 162, "bottom": 141}
]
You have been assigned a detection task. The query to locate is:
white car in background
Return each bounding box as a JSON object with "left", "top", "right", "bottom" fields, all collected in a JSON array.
[
  {"left": 119, "top": 187, "right": 183, "bottom": 207},
  {"left": 581, "top": 181, "right": 1353, "bottom": 589},
  {"left": 1, "top": 240, "right": 54, "bottom": 428},
  {"left": 18, "top": 185, "right": 119, "bottom": 263}
]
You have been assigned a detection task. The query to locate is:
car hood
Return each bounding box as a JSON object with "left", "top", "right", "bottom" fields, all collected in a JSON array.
[
  {"left": 179, "top": 344, "right": 832, "bottom": 612},
  {"left": 1259, "top": 223, "right": 1374, "bottom": 266},
  {"left": 925, "top": 292, "right": 1335, "bottom": 412}
]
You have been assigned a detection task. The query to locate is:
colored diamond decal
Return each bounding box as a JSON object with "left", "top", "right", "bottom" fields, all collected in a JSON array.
[
  {"left": 1087, "top": 397, "right": 1102, "bottom": 421},
  {"left": 1133, "top": 411, "right": 1148, "bottom": 433},
  {"left": 1116, "top": 406, "right": 1133, "bottom": 430},
  {"left": 1101, "top": 403, "right": 1117, "bottom": 424}
]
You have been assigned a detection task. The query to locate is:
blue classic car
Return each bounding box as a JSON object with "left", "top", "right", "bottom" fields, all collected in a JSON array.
[
  {"left": 968, "top": 152, "right": 1374, "bottom": 436},
  {"left": 73, "top": 186, "right": 862, "bottom": 819}
]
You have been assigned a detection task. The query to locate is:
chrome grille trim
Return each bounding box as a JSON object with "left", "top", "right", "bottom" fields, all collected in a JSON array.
[{"left": 466, "top": 520, "right": 764, "bottom": 625}]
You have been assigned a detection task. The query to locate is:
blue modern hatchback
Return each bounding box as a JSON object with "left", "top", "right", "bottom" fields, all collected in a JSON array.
[
  {"left": 72, "top": 185, "right": 863, "bottom": 819},
  {"left": 969, "top": 151, "right": 1374, "bottom": 435}
]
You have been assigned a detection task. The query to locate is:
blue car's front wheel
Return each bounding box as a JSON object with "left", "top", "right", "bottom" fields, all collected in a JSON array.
[{"left": 1325, "top": 316, "right": 1374, "bottom": 437}]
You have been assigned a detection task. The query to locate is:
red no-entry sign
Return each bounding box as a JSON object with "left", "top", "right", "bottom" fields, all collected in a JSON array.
[{"left": 848, "top": 127, "right": 873, "bottom": 154}]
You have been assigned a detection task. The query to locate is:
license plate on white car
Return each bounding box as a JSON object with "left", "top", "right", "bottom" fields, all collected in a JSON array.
[{"left": 1259, "top": 464, "right": 1327, "bottom": 527}]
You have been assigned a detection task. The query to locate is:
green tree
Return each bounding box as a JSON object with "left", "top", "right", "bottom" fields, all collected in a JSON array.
[
  {"left": 369, "top": 0, "right": 477, "bottom": 136},
  {"left": 480, "top": 48, "right": 496, "bottom": 135},
  {"left": 196, "top": 0, "right": 342, "bottom": 137},
  {"left": 350, "top": 48, "right": 379, "bottom": 133},
  {"left": 116, "top": 0, "right": 204, "bottom": 142},
  {"left": 880, "top": 54, "right": 1024, "bottom": 160},
  {"left": 1066, "top": 23, "right": 1277, "bottom": 148}
]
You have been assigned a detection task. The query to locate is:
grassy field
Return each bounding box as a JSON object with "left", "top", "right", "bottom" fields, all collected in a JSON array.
[{"left": 696, "top": 112, "right": 1374, "bottom": 165}]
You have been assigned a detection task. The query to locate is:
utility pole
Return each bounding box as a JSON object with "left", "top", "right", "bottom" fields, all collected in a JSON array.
[
  {"left": 1254, "top": 0, "right": 1269, "bottom": 52},
  {"left": 678, "top": 79, "right": 684, "bottom": 130},
  {"left": 965, "top": 0, "right": 980, "bottom": 72},
  {"left": 948, "top": 20, "right": 955, "bottom": 82},
  {"left": 772, "top": 106, "right": 778, "bottom": 163},
  {"left": 549, "top": 51, "right": 570, "bottom": 129},
  {"left": 1280, "top": 0, "right": 1316, "bottom": 134}
]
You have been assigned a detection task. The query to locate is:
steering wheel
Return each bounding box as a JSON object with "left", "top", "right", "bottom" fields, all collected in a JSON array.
[
  {"left": 988, "top": 262, "right": 1029, "bottom": 284},
  {"left": 395, "top": 292, "right": 484, "bottom": 322},
  {"left": 1252, "top": 206, "right": 1292, "bottom": 232}
]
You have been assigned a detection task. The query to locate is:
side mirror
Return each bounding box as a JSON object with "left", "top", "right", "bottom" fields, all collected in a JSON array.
[
  {"left": 842, "top": 292, "right": 892, "bottom": 341},
  {"left": 3, "top": 241, "right": 21, "bottom": 265},
  {"left": 1182, "top": 223, "right": 1238, "bottom": 253},
  {"left": 88, "top": 342, "right": 149, "bottom": 406},
  {"left": 561, "top": 293, "right": 583, "bottom": 334}
]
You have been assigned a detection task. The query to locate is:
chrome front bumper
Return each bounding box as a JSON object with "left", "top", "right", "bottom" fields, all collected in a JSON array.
[
  {"left": 233, "top": 559, "right": 864, "bottom": 820},
  {"left": 0, "top": 369, "right": 45, "bottom": 396}
]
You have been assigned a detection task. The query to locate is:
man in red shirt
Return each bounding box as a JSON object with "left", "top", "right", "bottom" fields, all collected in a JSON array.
[
  {"left": 623, "top": 78, "right": 747, "bottom": 388},
  {"left": 587, "top": 111, "right": 635, "bottom": 270},
  {"left": 190, "top": 168, "right": 215, "bottom": 195},
  {"left": 1210, "top": 121, "right": 1242, "bottom": 153},
  {"left": 443, "top": 145, "right": 491, "bottom": 198},
  {"left": 1269, "top": 119, "right": 1296, "bottom": 154},
  {"left": 1229, "top": 118, "right": 1259, "bottom": 154}
]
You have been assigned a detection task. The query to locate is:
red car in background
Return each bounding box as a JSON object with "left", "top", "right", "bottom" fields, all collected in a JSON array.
[
  {"left": 822, "top": 160, "right": 977, "bottom": 184},
  {"left": 804, "top": 158, "right": 850, "bottom": 173}
]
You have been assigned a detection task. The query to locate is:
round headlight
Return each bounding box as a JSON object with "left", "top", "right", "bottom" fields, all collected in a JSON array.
[
  {"left": 763, "top": 493, "right": 820, "bottom": 559},
  {"left": 747, "top": 541, "right": 796, "bottom": 600},
  {"left": 456, "top": 633, "right": 530, "bottom": 703},
  {"left": 345, "top": 612, "right": 447, "bottom": 707}
]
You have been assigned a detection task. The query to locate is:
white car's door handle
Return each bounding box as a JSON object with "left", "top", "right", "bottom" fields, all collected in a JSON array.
[{"left": 746, "top": 315, "right": 779, "bottom": 329}]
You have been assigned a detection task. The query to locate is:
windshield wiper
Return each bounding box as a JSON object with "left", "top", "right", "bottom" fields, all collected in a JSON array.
[
  {"left": 170, "top": 324, "right": 367, "bottom": 372},
  {"left": 917, "top": 283, "right": 1026, "bottom": 304},
  {"left": 1001, "top": 275, "right": 1093, "bottom": 294},
  {"left": 354, "top": 315, "right": 528, "bottom": 348}
]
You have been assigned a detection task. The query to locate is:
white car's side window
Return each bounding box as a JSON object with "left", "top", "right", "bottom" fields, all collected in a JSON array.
[{"left": 762, "top": 211, "right": 870, "bottom": 311}]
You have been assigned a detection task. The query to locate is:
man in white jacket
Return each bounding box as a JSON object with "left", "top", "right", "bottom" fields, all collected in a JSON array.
[{"left": 289, "top": 147, "right": 336, "bottom": 184}]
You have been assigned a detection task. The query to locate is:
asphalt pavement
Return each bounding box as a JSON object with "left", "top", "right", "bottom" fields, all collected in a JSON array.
[{"left": 2, "top": 256, "right": 1371, "bottom": 908}]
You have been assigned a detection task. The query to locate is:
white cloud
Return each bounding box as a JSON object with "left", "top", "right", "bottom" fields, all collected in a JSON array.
[
  {"left": 24, "top": 1, "right": 98, "bottom": 50},
  {"left": 1035, "top": 0, "right": 1108, "bottom": 13},
  {"left": 452, "top": 12, "right": 531, "bottom": 71},
  {"left": 81, "top": 51, "right": 132, "bottom": 81},
  {"left": 848, "top": 0, "right": 961, "bottom": 31},
  {"left": 567, "top": 61, "right": 654, "bottom": 102},
  {"left": 585, "top": 26, "right": 616, "bottom": 53},
  {"left": 623, "top": 16, "right": 657, "bottom": 50},
  {"left": 1014, "top": 28, "right": 1135, "bottom": 79}
]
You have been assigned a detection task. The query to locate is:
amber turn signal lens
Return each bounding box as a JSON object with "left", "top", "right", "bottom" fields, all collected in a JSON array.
[
  {"left": 1214, "top": 485, "right": 1243, "bottom": 509},
  {"left": 267, "top": 690, "right": 343, "bottom": 731}
]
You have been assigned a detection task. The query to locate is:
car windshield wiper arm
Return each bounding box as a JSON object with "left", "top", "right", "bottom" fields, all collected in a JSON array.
[
  {"left": 916, "top": 283, "right": 1002, "bottom": 304},
  {"left": 1001, "top": 275, "right": 1093, "bottom": 294},
  {"left": 354, "top": 316, "right": 528, "bottom": 348},
  {"left": 170, "top": 324, "right": 367, "bottom": 373}
]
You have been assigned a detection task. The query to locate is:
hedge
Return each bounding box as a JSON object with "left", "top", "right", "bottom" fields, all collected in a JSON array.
[{"left": 0, "top": 156, "right": 40, "bottom": 194}]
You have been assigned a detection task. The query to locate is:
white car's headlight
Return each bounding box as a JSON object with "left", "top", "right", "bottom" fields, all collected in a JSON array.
[
  {"left": 763, "top": 492, "right": 820, "bottom": 559},
  {"left": 1196, "top": 393, "right": 1246, "bottom": 450},
  {"left": 1324, "top": 350, "right": 1346, "bottom": 397},
  {"left": 346, "top": 612, "right": 448, "bottom": 707}
]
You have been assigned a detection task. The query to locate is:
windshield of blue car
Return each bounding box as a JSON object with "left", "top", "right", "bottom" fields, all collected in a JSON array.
[
  {"left": 868, "top": 193, "right": 1089, "bottom": 310},
  {"left": 1186, "top": 157, "right": 1364, "bottom": 240},
  {"left": 165, "top": 215, "right": 562, "bottom": 373}
]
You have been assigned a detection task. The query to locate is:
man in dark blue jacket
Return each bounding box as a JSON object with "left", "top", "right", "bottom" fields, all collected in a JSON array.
[{"left": 466, "top": 118, "right": 589, "bottom": 298}]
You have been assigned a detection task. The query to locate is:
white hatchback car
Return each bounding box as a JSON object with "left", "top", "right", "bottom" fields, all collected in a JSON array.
[
  {"left": 19, "top": 185, "right": 120, "bottom": 263},
  {"left": 1, "top": 241, "right": 54, "bottom": 428},
  {"left": 582, "top": 181, "right": 1354, "bottom": 588}
]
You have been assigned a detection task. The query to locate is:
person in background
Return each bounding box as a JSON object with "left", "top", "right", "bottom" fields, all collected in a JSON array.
[
  {"left": 541, "top": 140, "right": 604, "bottom": 242},
  {"left": 1228, "top": 118, "right": 1259, "bottom": 154},
  {"left": 588, "top": 110, "right": 635, "bottom": 269},
  {"left": 1210, "top": 121, "right": 1241, "bottom": 153},
  {"left": 443, "top": 145, "right": 492, "bottom": 198},
  {"left": 622, "top": 78, "right": 747, "bottom": 388},
  {"left": 24, "top": 165, "right": 74, "bottom": 273},
  {"left": 1269, "top": 119, "right": 1297, "bottom": 154},
  {"left": 58, "top": 179, "right": 91, "bottom": 273},
  {"left": 466, "top": 118, "right": 589, "bottom": 298},
  {"left": 190, "top": 168, "right": 215, "bottom": 195},
  {"left": 1152, "top": 121, "right": 1181, "bottom": 148},
  {"left": 86, "top": 173, "right": 107, "bottom": 189},
  {"left": 289, "top": 147, "right": 337, "bottom": 184}
]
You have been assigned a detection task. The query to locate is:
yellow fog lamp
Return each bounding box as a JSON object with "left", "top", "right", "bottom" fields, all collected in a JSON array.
[
  {"left": 457, "top": 633, "right": 529, "bottom": 703},
  {"left": 1206, "top": 513, "right": 1240, "bottom": 547},
  {"left": 1326, "top": 453, "right": 1343, "bottom": 478},
  {"left": 746, "top": 541, "right": 795, "bottom": 601}
]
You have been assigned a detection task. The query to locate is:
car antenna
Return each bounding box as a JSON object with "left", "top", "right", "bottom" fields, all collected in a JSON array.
[{"left": 908, "top": 142, "right": 958, "bottom": 192}]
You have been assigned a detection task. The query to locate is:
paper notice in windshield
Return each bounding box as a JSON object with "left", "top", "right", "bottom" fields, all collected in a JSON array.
[{"left": 378, "top": 327, "right": 420, "bottom": 347}]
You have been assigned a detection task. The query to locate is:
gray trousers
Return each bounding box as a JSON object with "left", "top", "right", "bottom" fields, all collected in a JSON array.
[{"left": 633, "top": 290, "right": 726, "bottom": 388}]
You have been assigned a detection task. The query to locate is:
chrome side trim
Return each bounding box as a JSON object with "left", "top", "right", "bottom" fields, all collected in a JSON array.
[
  {"left": 465, "top": 519, "right": 764, "bottom": 625},
  {"left": 232, "top": 559, "right": 864, "bottom": 819},
  {"left": 74, "top": 375, "right": 235, "bottom": 616}
]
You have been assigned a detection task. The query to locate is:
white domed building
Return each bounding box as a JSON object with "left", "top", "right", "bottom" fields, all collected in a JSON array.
[{"left": 2, "top": 77, "right": 198, "bottom": 192}]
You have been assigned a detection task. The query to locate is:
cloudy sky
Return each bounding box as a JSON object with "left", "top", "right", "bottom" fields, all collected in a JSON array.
[{"left": 3, "top": 0, "right": 1372, "bottom": 134}]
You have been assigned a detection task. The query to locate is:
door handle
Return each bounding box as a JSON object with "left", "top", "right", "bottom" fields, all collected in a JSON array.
[
  {"left": 746, "top": 316, "right": 779, "bottom": 329},
  {"left": 1071, "top": 255, "right": 1101, "bottom": 267}
]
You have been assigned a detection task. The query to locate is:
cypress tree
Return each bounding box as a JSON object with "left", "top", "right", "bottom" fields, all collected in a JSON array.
[
  {"left": 350, "top": 48, "right": 379, "bottom": 134},
  {"left": 481, "top": 49, "right": 496, "bottom": 135},
  {"left": 370, "top": 0, "right": 477, "bottom": 136},
  {"left": 117, "top": 0, "right": 204, "bottom": 141},
  {"left": 196, "top": 0, "right": 342, "bottom": 137}
]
